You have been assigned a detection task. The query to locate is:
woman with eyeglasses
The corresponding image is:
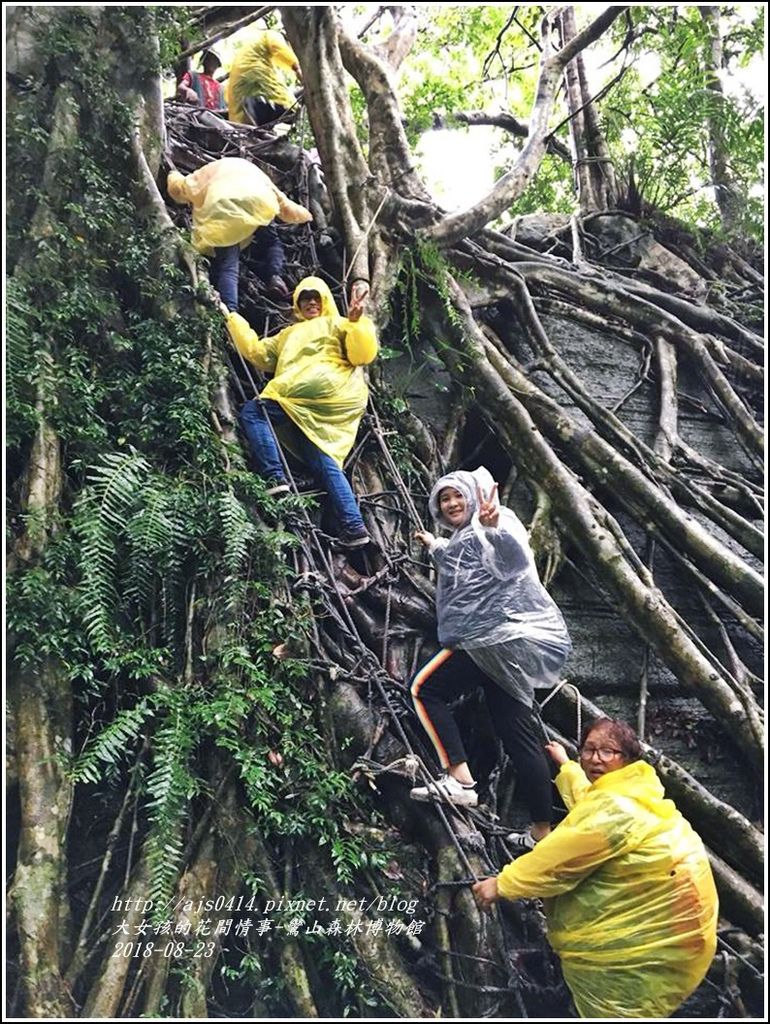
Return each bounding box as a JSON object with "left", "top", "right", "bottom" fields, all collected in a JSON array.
[{"left": 472, "top": 717, "right": 718, "bottom": 1018}]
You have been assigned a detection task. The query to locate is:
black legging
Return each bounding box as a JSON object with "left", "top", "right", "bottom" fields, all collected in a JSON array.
[
  {"left": 243, "top": 97, "right": 289, "bottom": 126},
  {"left": 411, "top": 648, "right": 553, "bottom": 822}
]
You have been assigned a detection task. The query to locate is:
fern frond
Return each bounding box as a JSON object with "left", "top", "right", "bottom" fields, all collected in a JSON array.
[
  {"left": 75, "top": 449, "right": 150, "bottom": 653},
  {"left": 144, "top": 688, "right": 199, "bottom": 912},
  {"left": 123, "top": 481, "right": 179, "bottom": 614},
  {"left": 6, "top": 277, "right": 42, "bottom": 447},
  {"left": 6, "top": 278, "right": 34, "bottom": 403},
  {"left": 211, "top": 488, "right": 259, "bottom": 614},
  {"left": 71, "top": 698, "right": 154, "bottom": 783},
  {"left": 87, "top": 450, "right": 150, "bottom": 526},
  {"left": 217, "top": 489, "right": 258, "bottom": 577}
]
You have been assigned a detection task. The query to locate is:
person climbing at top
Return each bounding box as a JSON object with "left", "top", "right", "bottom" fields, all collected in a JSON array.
[
  {"left": 176, "top": 48, "right": 225, "bottom": 111},
  {"left": 225, "top": 276, "right": 377, "bottom": 548},
  {"left": 226, "top": 29, "right": 301, "bottom": 126},
  {"left": 410, "top": 467, "right": 571, "bottom": 849},
  {"left": 166, "top": 156, "right": 312, "bottom": 311}
]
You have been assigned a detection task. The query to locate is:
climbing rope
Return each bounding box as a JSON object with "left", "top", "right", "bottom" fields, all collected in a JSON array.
[{"left": 538, "top": 678, "right": 582, "bottom": 744}]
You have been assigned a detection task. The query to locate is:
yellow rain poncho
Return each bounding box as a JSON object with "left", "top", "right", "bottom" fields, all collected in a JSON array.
[
  {"left": 226, "top": 277, "right": 378, "bottom": 467},
  {"left": 497, "top": 759, "right": 718, "bottom": 1018},
  {"left": 226, "top": 30, "right": 299, "bottom": 123},
  {"left": 167, "top": 158, "right": 311, "bottom": 255}
]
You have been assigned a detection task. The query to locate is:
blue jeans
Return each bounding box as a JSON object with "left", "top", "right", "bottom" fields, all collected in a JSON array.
[
  {"left": 239, "top": 398, "right": 366, "bottom": 535},
  {"left": 211, "top": 244, "right": 240, "bottom": 311}
]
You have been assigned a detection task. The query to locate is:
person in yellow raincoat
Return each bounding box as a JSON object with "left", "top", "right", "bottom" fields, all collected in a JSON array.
[
  {"left": 226, "top": 29, "right": 301, "bottom": 126},
  {"left": 225, "top": 276, "right": 377, "bottom": 547},
  {"left": 167, "top": 157, "right": 312, "bottom": 310},
  {"left": 473, "top": 718, "right": 718, "bottom": 1018}
]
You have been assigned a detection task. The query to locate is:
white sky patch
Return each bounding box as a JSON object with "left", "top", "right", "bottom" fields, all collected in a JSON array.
[{"left": 415, "top": 126, "right": 498, "bottom": 211}]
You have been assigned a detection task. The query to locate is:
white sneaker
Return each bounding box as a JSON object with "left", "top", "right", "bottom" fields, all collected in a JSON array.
[
  {"left": 409, "top": 773, "right": 478, "bottom": 807},
  {"left": 506, "top": 829, "right": 537, "bottom": 852}
]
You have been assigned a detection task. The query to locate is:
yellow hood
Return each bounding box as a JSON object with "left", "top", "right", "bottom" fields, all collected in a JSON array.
[{"left": 292, "top": 276, "right": 339, "bottom": 320}]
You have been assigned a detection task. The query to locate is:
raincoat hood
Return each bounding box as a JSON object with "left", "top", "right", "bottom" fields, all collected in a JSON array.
[
  {"left": 425, "top": 464, "right": 570, "bottom": 658},
  {"left": 293, "top": 276, "right": 339, "bottom": 321},
  {"left": 593, "top": 759, "right": 678, "bottom": 820},
  {"left": 429, "top": 466, "right": 498, "bottom": 528}
]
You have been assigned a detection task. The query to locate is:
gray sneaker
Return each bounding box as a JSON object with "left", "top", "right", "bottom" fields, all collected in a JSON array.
[
  {"left": 265, "top": 479, "right": 290, "bottom": 496},
  {"left": 337, "top": 529, "right": 371, "bottom": 549},
  {"left": 409, "top": 773, "right": 478, "bottom": 808}
]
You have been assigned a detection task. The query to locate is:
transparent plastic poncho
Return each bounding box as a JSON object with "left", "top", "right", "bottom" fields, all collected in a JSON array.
[
  {"left": 427, "top": 467, "right": 571, "bottom": 685},
  {"left": 497, "top": 759, "right": 719, "bottom": 1018}
]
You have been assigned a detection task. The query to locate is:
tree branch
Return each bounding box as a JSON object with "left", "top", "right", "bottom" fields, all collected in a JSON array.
[
  {"left": 422, "top": 6, "right": 626, "bottom": 246},
  {"left": 432, "top": 109, "right": 572, "bottom": 162},
  {"left": 175, "top": 7, "right": 274, "bottom": 62},
  {"left": 337, "top": 23, "right": 429, "bottom": 199},
  {"left": 420, "top": 273, "right": 762, "bottom": 771}
]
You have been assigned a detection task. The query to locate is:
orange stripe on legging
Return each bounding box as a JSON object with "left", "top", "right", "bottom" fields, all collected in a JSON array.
[{"left": 411, "top": 648, "right": 454, "bottom": 769}]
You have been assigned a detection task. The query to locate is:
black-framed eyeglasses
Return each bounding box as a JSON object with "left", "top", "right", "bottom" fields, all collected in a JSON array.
[{"left": 580, "top": 746, "right": 624, "bottom": 762}]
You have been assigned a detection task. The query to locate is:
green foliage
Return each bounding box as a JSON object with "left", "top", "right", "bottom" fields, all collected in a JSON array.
[
  {"left": 347, "top": 81, "right": 370, "bottom": 149},
  {"left": 71, "top": 698, "right": 155, "bottom": 783},
  {"left": 145, "top": 686, "right": 201, "bottom": 912},
  {"left": 75, "top": 449, "right": 153, "bottom": 654},
  {"left": 395, "top": 6, "right": 541, "bottom": 142},
  {"left": 325, "top": 945, "right": 383, "bottom": 1016},
  {"left": 9, "top": 7, "right": 762, "bottom": 1013},
  {"left": 154, "top": 7, "right": 195, "bottom": 69},
  {"left": 394, "top": 239, "right": 469, "bottom": 356},
  {"left": 6, "top": 556, "right": 83, "bottom": 671},
  {"left": 7, "top": 6, "right": 382, "bottom": 927},
  {"left": 385, "top": 5, "right": 763, "bottom": 236},
  {"left": 5, "top": 278, "right": 42, "bottom": 450},
  {"left": 602, "top": 6, "right": 764, "bottom": 238},
  {"left": 510, "top": 151, "right": 575, "bottom": 217},
  {"left": 389, "top": 239, "right": 474, "bottom": 409}
]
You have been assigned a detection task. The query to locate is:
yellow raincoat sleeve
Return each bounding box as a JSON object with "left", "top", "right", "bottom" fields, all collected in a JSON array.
[
  {"left": 497, "top": 799, "right": 636, "bottom": 902},
  {"left": 339, "top": 316, "right": 378, "bottom": 365},
  {"left": 226, "top": 312, "right": 287, "bottom": 374},
  {"left": 166, "top": 165, "right": 216, "bottom": 207},
  {"left": 555, "top": 760, "right": 592, "bottom": 810}
]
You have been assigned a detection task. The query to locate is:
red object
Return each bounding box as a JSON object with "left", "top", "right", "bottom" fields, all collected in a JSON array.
[{"left": 180, "top": 71, "right": 223, "bottom": 111}]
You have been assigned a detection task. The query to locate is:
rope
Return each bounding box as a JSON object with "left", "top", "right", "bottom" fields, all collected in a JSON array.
[
  {"left": 221, "top": 252, "right": 622, "bottom": 953},
  {"left": 227, "top": 330, "right": 483, "bottom": 877},
  {"left": 342, "top": 189, "right": 390, "bottom": 285},
  {"left": 223, "top": 311, "right": 595, "bottom": 1016},
  {"left": 368, "top": 402, "right": 426, "bottom": 531},
  {"left": 382, "top": 583, "right": 393, "bottom": 667},
  {"left": 538, "top": 678, "right": 582, "bottom": 744}
]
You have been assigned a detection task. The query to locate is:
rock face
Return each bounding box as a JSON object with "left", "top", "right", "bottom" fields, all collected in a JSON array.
[
  {"left": 525, "top": 311, "right": 759, "bottom": 819},
  {"left": 512, "top": 210, "right": 709, "bottom": 300},
  {"left": 510, "top": 211, "right": 571, "bottom": 248},
  {"left": 384, "top": 216, "right": 760, "bottom": 824}
]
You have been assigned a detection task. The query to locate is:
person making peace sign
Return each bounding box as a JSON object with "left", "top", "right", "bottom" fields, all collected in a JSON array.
[{"left": 411, "top": 466, "right": 571, "bottom": 848}]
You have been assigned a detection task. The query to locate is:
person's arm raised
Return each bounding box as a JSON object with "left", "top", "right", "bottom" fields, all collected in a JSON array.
[{"left": 341, "top": 291, "right": 378, "bottom": 365}]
